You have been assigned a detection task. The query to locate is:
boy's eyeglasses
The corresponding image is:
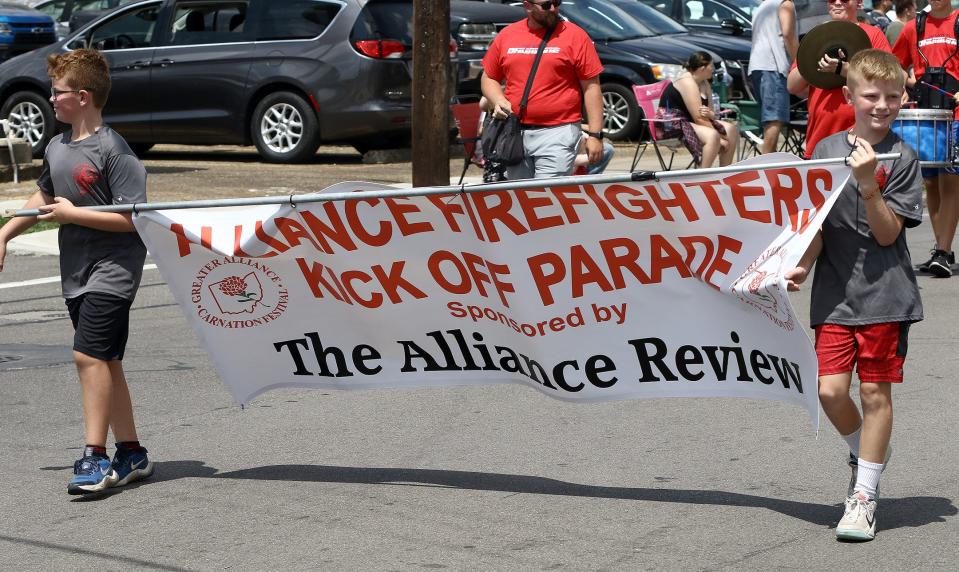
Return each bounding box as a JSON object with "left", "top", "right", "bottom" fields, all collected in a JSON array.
[
  {"left": 825, "top": 0, "right": 854, "bottom": 4},
  {"left": 50, "top": 88, "right": 82, "bottom": 99},
  {"left": 528, "top": 0, "right": 562, "bottom": 9}
]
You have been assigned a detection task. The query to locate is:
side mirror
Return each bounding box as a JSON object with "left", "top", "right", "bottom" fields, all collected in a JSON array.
[{"left": 719, "top": 19, "right": 744, "bottom": 36}]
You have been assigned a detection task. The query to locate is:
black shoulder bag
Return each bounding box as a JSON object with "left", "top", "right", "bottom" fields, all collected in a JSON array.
[{"left": 482, "top": 24, "right": 556, "bottom": 166}]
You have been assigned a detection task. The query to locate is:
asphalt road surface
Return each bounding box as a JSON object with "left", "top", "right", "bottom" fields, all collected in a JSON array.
[{"left": 1, "top": 148, "right": 956, "bottom": 569}]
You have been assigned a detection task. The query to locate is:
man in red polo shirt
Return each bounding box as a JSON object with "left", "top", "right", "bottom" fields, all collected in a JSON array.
[
  {"left": 787, "top": 0, "right": 892, "bottom": 158},
  {"left": 892, "top": 0, "right": 959, "bottom": 277},
  {"left": 481, "top": 0, "right": 604, "bottom": 179}
]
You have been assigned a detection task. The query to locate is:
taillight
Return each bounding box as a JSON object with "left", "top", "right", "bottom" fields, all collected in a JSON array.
[
  {"left": 450, "top": 38, "right": 457, "bottom": 58},
  {"left": 354, "top": 39, "right": 406, "bottom": 59}
]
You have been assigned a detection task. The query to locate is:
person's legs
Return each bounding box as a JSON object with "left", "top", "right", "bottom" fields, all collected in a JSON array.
[
  {"left": 761, "top": 121, "right": 783, "bottom": 154},
  {"left": 523, "top": 123, "right": 579, "bottom": 178},
  {"left": 717, "top": 120, "right": 739, "bottom": 166},
  {"left": 928, "top": 172, "right": 959, "bottom": 276},
  {"left": 690, "top": 123, "right": 721, "bottom": 167},
  {"left": 108, "top": 360, "right": 139, "bottom": 442},
  {"left": 858, "top": 383, "right": 893, "bottom": 466},
  {"left": 757, "top": 71, "right": 790, "bottom": 154},
  {"left": 75, "top": 351, "right": 114, "bottom": 447}
]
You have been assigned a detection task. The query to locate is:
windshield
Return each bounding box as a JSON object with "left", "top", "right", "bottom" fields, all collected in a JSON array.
[
  {"left": 724, "top": 0, "right": 759, "bottom": 17},
  {"left": 611, "top": 0, "right": 687, "bottom": 35},
  {"left": 561, "top": 0, "right": 656, "bottom": 40}
]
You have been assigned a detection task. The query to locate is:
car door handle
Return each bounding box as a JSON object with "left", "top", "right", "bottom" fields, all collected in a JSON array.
[
  {"left": 125, "top": 60, "right": 151, "bottom": 70},
  {"left": 155, "top": 59, "right": 175, "bottom": 68}
]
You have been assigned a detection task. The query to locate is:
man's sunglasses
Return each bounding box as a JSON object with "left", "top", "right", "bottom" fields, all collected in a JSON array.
[{"left": 529, "top": 0, "right": 562, "bottom": 8}]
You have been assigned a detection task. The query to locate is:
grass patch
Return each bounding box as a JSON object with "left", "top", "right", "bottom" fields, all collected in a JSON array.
[{"left": 0, "top": 217, "right": 59, "bottom": 234}]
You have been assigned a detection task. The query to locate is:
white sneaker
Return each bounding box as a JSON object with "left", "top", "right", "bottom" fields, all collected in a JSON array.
[
  {"left": 836, "top": 491, "right": 877, "bottom": 541},
  {"left": 846, "top": 445, "right": 892, "bottom": 497}
]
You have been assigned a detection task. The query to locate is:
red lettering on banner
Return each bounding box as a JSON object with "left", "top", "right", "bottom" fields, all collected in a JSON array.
[
  {"left": 553, "top": 186, "right": 591, "bottom": 223},
  {"left": 767, "top": 168, "right": 802, "bottom": 226},
  {"left": 385, "top": 197, "right": 434, "bottom": 236},
  {"left": 600, "top": 237, "right": 651, "bottom": 287},
  {"left": 274, "top": 217, "right": 323, "bottom": 251},
  {"left": 652, "top": 183, "right": 699, "bottom": 222},
  {"left": 703, "top": 235, "right": 743, "bottom": 289},
  {"left": 344, "top": 199, "right": 391, "bottom": 247},
  {"left": 687, "top": 180, "right": 727, "bottom": 216},
  {"left": 582, "top": 184, "right": 615, "bottom": 220},
  {"left": 569, "top": 244, "right": 614, "bottom": 299},
  {"left": 469, "top": 191, "right": 529, "bottom": 242},
  {"left": 727, "top": 171, "right": 772, "bottom": 223},
  {"left": 648, "top": 234, "right": 692, "bottom": 282},
  {"left": 253, "top": 221, "right": 286, "bottom": 257},
  {"left": 232, "top": 225, "right": 254, "bottom": 257},
  {"left": 427, "top": 250, "right": 515, "bottom": 306},
  {"left": 170, "top": 223, "right": 212, "bottom": 257},
  {"left": 789, "top": 209, "right": 816, "bottom": 234},
  {"left": 295, "top": 258, "right": 426, "bottom": 307},
  {"left": 806, "top": 168, "right": 830, "bottom": 210},
  {"left": 299, "top": 205, "right": 359, "bottom": 254},
  {"left": 604, "top": 184, "right": 655, "bottom": 220},
  {"left": 295, "top": 258, "right": 349, "bottom": 303},
  {"left": 371, "top": 261, "right": 428, "bottom": 304},
  {"left": 340, "top": 270, "right": 383, "bottom": 309},
  {"left": 514, "top": 189, "right": 565, "bottom": 231}
]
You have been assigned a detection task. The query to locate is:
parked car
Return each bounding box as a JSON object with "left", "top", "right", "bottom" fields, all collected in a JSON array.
[
  {"left": 0, "top": 2, "right": 56, "bottom": 62},
  {"left": 451, "top": 0, "right": 523, "bottom": 96},
  {"left": 611, "top": 0, "right": 752, "bottom": 100},
  {"left": 27, "top": 0, "right": 134, "bottom": 40},
  {"left": 637, "top": 0, "right": 754, "bottom": 38},
  {"left": 554, "top": 0, "right": 724, "bottom": 141},
  {"left": 0, "top": 0, "right": 468, "bottom": 162}
]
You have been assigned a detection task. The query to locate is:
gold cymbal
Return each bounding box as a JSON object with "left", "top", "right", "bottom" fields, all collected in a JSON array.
[{"left": 797, "top": 21, "right": 871, "bottom": 89}]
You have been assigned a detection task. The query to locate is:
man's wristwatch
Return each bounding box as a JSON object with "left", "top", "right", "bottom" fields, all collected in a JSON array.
[{"left": 583, "top": 129, "right": 604, "bottom": 139}]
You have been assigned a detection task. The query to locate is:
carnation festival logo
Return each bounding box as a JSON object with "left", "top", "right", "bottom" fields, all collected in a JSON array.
[
  {"left": 191, "top": 256, "right": 289, "bottom": 329},
  {"left": 731, "top": 245, "right": 795, "bottom": 331}
]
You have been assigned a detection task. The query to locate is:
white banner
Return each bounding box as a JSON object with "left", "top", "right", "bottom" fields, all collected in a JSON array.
[{"left": 134, "top": 153, "right": 849, "bottom": 425}]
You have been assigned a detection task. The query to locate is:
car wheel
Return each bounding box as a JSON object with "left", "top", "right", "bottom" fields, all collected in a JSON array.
[
  {"left": 1, "top": 90, "right": 55, "bottom": 158},
  {"left": 251, "top": 91, "right": 320, "bottom": 163},
  {"left": 601, "top": 83, "right": 639, "bottom": 141}
]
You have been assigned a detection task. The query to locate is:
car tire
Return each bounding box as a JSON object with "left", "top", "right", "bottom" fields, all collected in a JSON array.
[
  {"left": 251, "top": 91, "right": 321, "bottom": 163},
  {"left": 1, "top": 90, "right": 56, "bottom": 158},
  {"left": 601, "top": 83, "right": 639, "bottom": 141}
]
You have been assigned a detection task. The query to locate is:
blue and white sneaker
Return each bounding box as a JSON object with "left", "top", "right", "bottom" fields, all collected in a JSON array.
[
  {"left": 111, "top": 446, "right": 154, "bottom": 487},
  {"left": 68, "top": 455, "right": 118, "bottom": 495}
]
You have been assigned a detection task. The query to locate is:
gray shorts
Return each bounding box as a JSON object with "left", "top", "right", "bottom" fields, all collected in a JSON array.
[
  {"left": 750, "top": 70, "right": 790, "bottom": 125},
  {"left": 507, "top": 122, "right": 581, "bottom": 180}
]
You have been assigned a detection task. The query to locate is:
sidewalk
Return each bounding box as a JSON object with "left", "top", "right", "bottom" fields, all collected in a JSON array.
[{"left": 0, "top": 199, "right": 59, "bottom": 256}]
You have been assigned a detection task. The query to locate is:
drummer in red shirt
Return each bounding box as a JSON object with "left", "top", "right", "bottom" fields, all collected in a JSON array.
[
  {"left": 787, "top": 0, "right": 891, "bottom": 158},
  {"left": 892, "top": 0, "right": 959, "bottom": 278}
]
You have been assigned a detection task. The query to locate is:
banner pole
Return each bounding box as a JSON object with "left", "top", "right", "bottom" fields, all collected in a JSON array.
[{"left": 4, "top": 153, "right": 891, "bottom": 218}]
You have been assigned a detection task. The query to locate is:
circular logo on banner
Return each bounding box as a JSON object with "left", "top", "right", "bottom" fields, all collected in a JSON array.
[
  {"left": 191, "top": 256, "right": 289, "bottom": 329},
  {"left": 731, "top": 246, "right": 795, "bottom": 331}
]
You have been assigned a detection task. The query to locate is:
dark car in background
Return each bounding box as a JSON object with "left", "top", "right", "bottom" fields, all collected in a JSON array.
[
  {"left": 0, "top": 2, "right": 56, "bottom": 62},
  {"left": 28, "top": 0, "right": 134, "bottom": 39},
  {"left": 638, "top": 0, "right": 755, "bottom": 38},
  {"left": 611, "top": 0, "right": 751, "bottom": 100},
  {"left": 557, "top": 0, "right": 724, "bottom": 141},
  {"left": 0, "top": 0, "right": 470, "bottom": 162},
  {"left": 451, "top": 0, "right": 523, "bottom": 95}
]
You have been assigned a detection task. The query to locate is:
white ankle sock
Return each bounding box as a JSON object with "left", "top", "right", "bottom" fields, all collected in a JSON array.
[
  {"left": 841, "top": 426, "right": 861, "bottom": 458},
  {"left": 854, "top": 459, "right": 883, "bottom": 499}
]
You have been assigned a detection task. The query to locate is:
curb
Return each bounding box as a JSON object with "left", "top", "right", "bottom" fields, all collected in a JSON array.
[{"left": 0, "top": 199, "right": 60, "bottom": 256}]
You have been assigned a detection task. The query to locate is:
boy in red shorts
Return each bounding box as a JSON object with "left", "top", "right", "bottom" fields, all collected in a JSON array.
[{"left": 786, "top": 49, "right": 924, "bottom": 541}]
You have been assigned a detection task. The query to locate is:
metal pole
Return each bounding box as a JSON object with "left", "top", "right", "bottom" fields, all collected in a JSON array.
[
  {"left": 4, "top": 154, "right": 892, "bottom": 218},
  {"left": 1, "top": 119, "right": 19, "bottom": 185}
]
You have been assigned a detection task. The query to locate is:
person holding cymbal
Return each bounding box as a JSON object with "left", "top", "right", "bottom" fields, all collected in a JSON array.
[{"left": 787, "top": 0, "right": 892, "bottom": 158}]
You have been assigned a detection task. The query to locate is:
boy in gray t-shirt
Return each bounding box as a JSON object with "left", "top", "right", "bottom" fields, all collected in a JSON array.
[
  {"left": 785, "top": 50, "right": 923, "bottom": 541},
  {"left": 0, "top": 49, "right": 153, "bottom": 495}
]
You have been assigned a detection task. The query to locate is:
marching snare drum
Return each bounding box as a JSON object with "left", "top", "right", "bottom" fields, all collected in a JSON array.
[{"left": 891, "top": 108, "right": 954, "bottom": 167}]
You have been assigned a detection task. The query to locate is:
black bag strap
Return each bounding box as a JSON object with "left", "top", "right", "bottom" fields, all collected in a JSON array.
[{"left": 517, "top": 24, "right": 556, "bottom": 122}]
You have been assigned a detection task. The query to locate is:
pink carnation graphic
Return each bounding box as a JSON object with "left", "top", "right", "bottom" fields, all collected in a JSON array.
[{"left": 209, "top": 272, "right": 269, "bottom": 314}]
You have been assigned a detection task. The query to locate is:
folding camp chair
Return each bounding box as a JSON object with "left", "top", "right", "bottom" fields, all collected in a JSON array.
[
  {"left": 630, "top": 81, "right": 695, "bottom": 171},
  {"left": 450, "top": 95, "right": 483, "bottom": 184},
  {"left": 729, "top": 99, "right": 764, "bottom": 159}
]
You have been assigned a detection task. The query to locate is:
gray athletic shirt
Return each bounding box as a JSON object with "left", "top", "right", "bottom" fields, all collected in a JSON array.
[
  {"left": 809, "top": 130, "right": 924, "bottom": 326},
  {"left": 36, "top": 125, "right": 147, "bottom": 300}
]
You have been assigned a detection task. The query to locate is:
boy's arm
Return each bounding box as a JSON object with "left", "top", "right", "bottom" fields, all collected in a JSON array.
[
  {"left": 848, "top": 138, "right": 904, "bottom": 246},
  {"left": 0, "top": 190, "right": 54, "bottom": 272},
  {"left": 784, "top": 231, "right": 822, "bottom": 291},
  {"left": 36, "top": 197, "right": 135, "bottom": 232}
]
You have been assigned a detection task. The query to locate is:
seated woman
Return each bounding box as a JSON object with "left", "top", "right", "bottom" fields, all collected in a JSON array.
[{"left": 657, "top": 51, "right": 739, "bottom": 168}]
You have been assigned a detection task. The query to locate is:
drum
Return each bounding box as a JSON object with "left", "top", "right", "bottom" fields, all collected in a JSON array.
[{"left": 891, "top": 109, "right": 954, "bottom": 167}]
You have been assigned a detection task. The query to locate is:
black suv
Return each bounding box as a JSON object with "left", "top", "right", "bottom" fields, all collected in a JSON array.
[{"left": 0, "top": 0, "right": 463, "bottom": 162}]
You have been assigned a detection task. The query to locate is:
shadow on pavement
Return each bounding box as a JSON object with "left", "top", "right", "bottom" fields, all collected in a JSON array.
[
  {"left": 204, "top": 464, "right": 956, "bottom": 531},
  {"left": 142, "top": 149, "right": 364, "bottom": 165},
  {"left": 0, "top": 534, "right": 188, "bottom": 571}
]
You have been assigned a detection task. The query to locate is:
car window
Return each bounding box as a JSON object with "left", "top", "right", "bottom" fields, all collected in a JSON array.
[
  {"left": 35, "top": 0, "right": 67, "bottom": 19},
  {"left": 687, "top": 0, "right": 745, "bottom": 25},
  {"left": 170, "top": 1, "right": 250, "bottom": 45},
  {"left": 562, "top": 0, "right": 656, "bottom": 41},
  {"left": 636, "top": 0, "right": 673, "bottom": 14},
  {"left": 86, "top": 4, "right": 158, "bottom": 50},
  {"left": 256, "top": 0, "right": 341, "bottom": 41},
  {"left": 350, "top": 0, "right": 414, "bottom": 49},
  {"left": 613, "top": 0, "right": 687, "bottom": 35}
]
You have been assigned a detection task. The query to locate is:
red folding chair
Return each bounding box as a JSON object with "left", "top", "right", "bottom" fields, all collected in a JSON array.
[{"left": 451, "top": 96, "right": 484, "bottom": 184}]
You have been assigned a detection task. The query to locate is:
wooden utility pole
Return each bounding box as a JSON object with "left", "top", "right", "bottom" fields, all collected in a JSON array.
[{"left": 412, "top": 0, "right": 451, "bottom": 187}]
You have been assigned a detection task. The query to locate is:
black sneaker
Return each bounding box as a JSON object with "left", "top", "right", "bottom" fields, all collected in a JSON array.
[
  {"left": 917, "top": 249, "right": 937, "bottom": 272},
  {"left": 928, "top": 249, "right": 953, "bottom": 278}
]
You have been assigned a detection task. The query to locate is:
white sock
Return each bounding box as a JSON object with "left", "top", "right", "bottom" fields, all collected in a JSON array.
[
  {"left": 854, "top": 459, "right": 883, "bottom": 499},
  {"left": 841, "top": 426, "right": 861, "bottom": 459}
]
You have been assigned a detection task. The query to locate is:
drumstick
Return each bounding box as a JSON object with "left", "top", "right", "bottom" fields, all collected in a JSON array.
[{"left": 919, "top": 81, "right": 957, "bottom": 99}]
